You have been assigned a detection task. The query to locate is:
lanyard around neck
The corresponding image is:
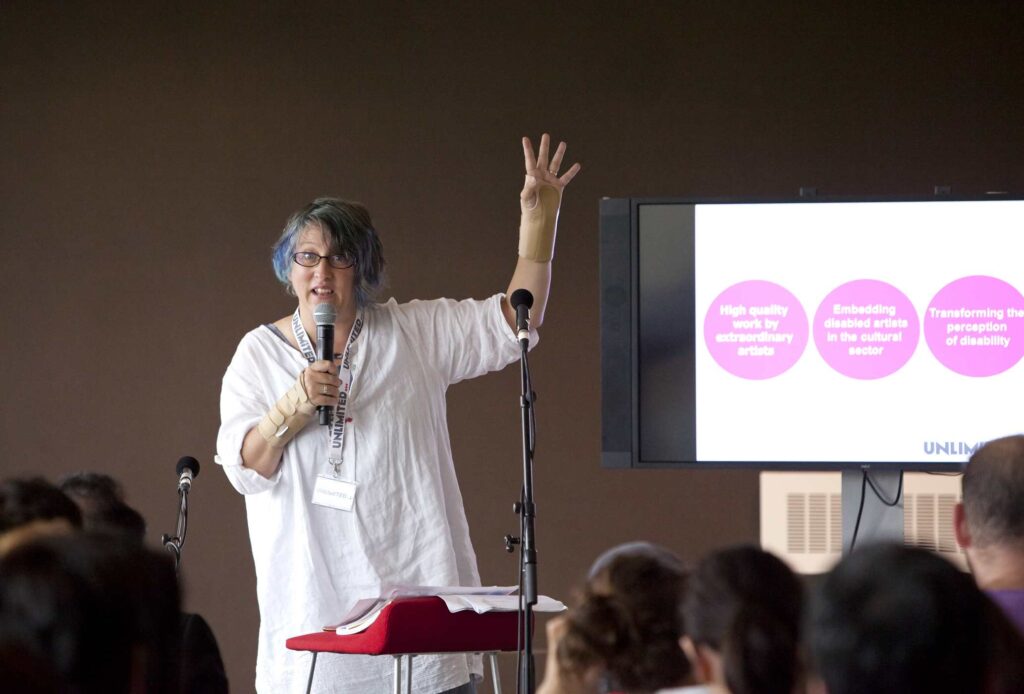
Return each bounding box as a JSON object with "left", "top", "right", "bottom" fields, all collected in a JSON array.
[{"left": 291, "top": 307, "right": 364, "bottom": 473}]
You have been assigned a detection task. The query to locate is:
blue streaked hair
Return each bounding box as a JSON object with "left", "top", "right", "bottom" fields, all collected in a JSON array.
[{"left": 271, "top": 198, "right": 386, "bottom": 307}]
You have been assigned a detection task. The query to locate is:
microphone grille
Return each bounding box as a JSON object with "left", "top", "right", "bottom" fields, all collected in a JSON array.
[
  {"left": 510, "top": 288, "right": 534, "bottom": 310},
  {"left": 314, "top": 303, "right": 337, "bottom": 326},
  {"left": 176, "top": 456, "right": 200, "bottom": 478}
]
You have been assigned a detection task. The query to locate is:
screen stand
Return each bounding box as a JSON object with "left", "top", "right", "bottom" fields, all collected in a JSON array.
[{"left": 841, "top": 469, "right": 904, "bottom": 552}]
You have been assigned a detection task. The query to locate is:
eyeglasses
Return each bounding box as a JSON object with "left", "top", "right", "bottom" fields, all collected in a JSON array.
[{"left": 292, "top": 252, "right": 355, "bottom": 270}]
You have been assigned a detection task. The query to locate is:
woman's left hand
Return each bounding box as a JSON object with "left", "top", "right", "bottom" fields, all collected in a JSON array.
[{"left": 520, "top": 133, "right": 581, "bottom": 209}]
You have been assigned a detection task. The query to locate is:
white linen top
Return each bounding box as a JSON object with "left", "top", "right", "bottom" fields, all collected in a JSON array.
[{"left": 216, "top": 294, "right": 533, "bottom": 693}]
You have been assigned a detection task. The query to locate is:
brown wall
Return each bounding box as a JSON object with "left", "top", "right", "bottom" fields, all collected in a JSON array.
[{"left": 2, "top": 2, "right": 1022, "bottom": 691}]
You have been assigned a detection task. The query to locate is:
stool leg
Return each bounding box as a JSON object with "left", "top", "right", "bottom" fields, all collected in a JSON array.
[
  {"left": 393, "top": 656, "right": 402, "bottom": 694},
  {"left": 305, "top": 652, "right": 318, "bottom": 694},
  {"left": 405, "top": 655, "right": 414, "bottom": 694},
  {"left": 488, "top": 653, "right": 501, "bottom": 694}
]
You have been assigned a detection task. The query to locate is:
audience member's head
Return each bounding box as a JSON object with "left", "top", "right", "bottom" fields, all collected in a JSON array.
[
  {"left": 0, "top": 478, "right": 82, "bottom": 555},
  {"left": 550, "top": 541, "right": 691, "bottom": 693},
  {"left": 956, "top": 434, "right": 1024, "bottom": 583},
  {"left": 681, "top": 545, "right": 803, "bottom": 694},
  {"left": 59, "top": 472, "right": 146, "bottom": 543},
  {"left": 0, "top": 477, "right": 83, "bottom": 534},
  {"left": 0, "top": 532, "right": 181, "bottom": 693},
  {"left": 58, "top": 471, "right": 124, "bottom": 507},
  {"left": 808, "top": 543, "right": 998, "bottom": 694}
]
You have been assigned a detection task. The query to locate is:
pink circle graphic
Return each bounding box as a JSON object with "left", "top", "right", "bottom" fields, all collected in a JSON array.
[
  {"left": 813, "top": 280, "right": 920, "bottom": 379},
  {"left": 704, "top": 280, "right": 808, "bottom": 380},
  {"left": 924, "top": 275, "right": 1024, "bottom": 377}
]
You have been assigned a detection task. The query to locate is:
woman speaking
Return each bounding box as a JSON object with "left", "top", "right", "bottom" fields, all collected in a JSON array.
[{"left": 216, "top": 134, "right": 580, "bottom": 693}]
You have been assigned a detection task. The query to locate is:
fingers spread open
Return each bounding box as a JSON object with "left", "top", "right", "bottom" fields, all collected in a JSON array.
[
  {"left": 548, "top": 141, "right": 567, "bottom": 174},
  {"left": 536, "top": 133, "right": 551, "bottom": 170},
  {"left": 522, "top": 136, "right": 537, "bottom": 172},
  {"left": 559, "top": 161, "right": 582, "bottom": 186}
]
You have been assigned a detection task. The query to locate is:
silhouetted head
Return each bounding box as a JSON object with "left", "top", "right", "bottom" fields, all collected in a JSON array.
[
  {"left": 682, "top": 545, "right": 803, "bottom": 694},
  {"left": 0, "top": 533, "right": 181, "bottom": 693},
  {"left": 808, "top": 543, "right": 990, "bottom": 694}
]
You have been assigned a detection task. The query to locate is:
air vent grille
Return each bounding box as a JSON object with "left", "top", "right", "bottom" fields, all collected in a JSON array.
[{"left": 761, "top": 473, "right": 965, "bottom": 574}]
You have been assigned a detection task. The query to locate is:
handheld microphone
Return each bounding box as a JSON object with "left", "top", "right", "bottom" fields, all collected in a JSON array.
[
  {"left": 176, "top": 456, "right": 200, "bottom": 494},
  {"left": 510, "top": 289, "right": 534, "bottom": 346},
  {"left": 314, "top": 303, "right": 337, "bottom": 426}
]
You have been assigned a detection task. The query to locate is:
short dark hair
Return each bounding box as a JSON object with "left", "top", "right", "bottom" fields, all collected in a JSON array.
[
  {"left": 58, "top": 472, "right": 124, "bottom": 505},
  {"left": 91, "top": 501, "right": 147, "bottom": 544},
  {"left": 58, "top": 472, "right": 146, "bottom": 542},
  {"left": 962, "top": 434, "right": 1024, "bottom": 547},
  {"left": 271, "top": 198, "right": 386, "bottom": 307},
  {"left": 808, "top": 543, "right": 990, "bottom": 694},
  {"left": 682, "top": 545, "right": 803, "bottom": 694},
  {"left": 0, "top": 478, "right": 82, "bottom": 534},
  {"left": 558, "top": 542, "right": 690, "bottom": 692}
]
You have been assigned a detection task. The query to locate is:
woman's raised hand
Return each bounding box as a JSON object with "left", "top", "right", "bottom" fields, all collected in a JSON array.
[{"left": 520, "top": 133, "right": 581, "bottom": 208}]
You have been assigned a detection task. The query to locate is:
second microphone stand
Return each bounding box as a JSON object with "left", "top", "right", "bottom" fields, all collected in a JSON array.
[{"left": 162, "top": 482, "right": 191, "bottom": 573}]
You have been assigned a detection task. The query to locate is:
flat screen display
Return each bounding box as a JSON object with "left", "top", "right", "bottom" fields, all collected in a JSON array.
[{"left": 600, "top": 197, "right": 1024, "bottom": 469}]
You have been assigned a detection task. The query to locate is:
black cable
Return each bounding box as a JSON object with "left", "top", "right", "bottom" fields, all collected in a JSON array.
[
  {"left": 848, "top": 471, "right": 868, "bottom": 553},
  {"left": 529, "top": 394, "right": 536, "bottom": 457},
  {"left": 865, "top": 470, "right": 903, "bottom": 507},
  {"left": 515, "top": 489, "right": 525, "bottom": 694},
  {"left": 849, "top": 470, "right": 905, "bottom": 553},
  {"left": 179, "top": 492, "right": 189, "bottom": 546},
  {"left": 524, "top": 353, "right": 536, "bottom": 458}
]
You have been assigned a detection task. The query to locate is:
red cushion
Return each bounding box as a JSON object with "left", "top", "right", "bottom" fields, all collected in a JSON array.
[{"left": 285, "top": 596, "right": 522, "bottom": 655}]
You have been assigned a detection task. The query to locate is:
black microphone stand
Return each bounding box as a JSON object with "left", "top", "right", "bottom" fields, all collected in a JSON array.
[
  {"left": 515, "top": 337, "right": 538, "bottom": 693},
  {"left": 162, "top": 483, "right": 190, "bottom": 573}
]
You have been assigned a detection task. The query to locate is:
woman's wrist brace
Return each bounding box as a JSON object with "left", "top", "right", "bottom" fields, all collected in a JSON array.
[
  {"left": 256, "top": 375, "right": 316, "bottom": 447},
  {"left": 518, "top": 185, "right": 561, "bottom": 262}
]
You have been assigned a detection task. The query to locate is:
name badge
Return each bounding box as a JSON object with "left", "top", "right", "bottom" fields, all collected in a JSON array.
[{"left": 312, "top": 475, "right": 357, "bottom": 512}]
